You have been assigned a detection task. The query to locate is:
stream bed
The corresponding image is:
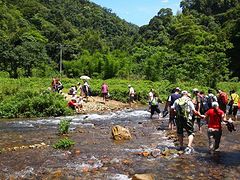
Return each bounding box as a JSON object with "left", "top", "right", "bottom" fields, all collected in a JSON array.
[{"left": 0, "top": 109, "right": 239, "bottom": 179}]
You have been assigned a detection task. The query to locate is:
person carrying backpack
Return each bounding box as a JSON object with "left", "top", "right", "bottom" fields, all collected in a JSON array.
[
  {"left": 217, "top": 89, "right": 228, "bottom": 118},
  {"left": 171, "top": 91, "right": 204, "bottom": 154},
  {"left": 167, "top": 87, "right": 181, "bottom": 130},
  {"left": 204, "top": 89, "right": 217, "bottom": 111},
  {"left": 150, "top": 93, "right": 162, "bottom": 119}
]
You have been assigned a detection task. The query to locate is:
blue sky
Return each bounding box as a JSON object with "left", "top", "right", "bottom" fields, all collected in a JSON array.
[{"left": 90, "top": 0, "right": 182, "bottom": 26}]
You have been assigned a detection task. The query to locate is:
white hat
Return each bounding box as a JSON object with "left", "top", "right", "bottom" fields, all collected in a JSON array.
[
  {"left": 181, "top": 90, "right": 188, "bottom": 95},
  {"left": 128, "top": 84, "right": 131, "bottom": 87},
  {"left": 176, "top": 87, "right": 181, "bottom": 91},
  {"left": 212, "top": 102, "right": 219, "bottom": 107}
]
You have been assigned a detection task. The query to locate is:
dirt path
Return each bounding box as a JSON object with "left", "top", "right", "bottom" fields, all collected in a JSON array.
[{"left": 63, "top": 94, "right": 142, "bottom": 114}]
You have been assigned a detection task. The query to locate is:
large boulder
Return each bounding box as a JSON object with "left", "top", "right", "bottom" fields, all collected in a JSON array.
[
  {"left": 132, "top": 174, "right": 155, "bottom": 180},
  {"left": 111, "top": 125, "right": 132, "bottom": 140}
]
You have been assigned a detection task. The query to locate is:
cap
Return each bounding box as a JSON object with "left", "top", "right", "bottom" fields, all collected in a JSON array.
[
  {"left": 212, "top": 102, "right": 219, "bottom": 107},
  {"left": 181, "top": 90, "right": 188, "bottom": 95},
  {"left": 176, "top": 87, "right": 181, "bottom": 91},
  {"left": 128, "top": 84, "right": 131, "bottom": 88}
]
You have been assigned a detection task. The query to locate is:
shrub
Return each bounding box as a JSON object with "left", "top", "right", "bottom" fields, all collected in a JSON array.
[
  {"left": 58, "top": 119, "right": 71, "bottom": 135},
  {"left": 53, "top": 138, "right": 75, "bottom": 149}
]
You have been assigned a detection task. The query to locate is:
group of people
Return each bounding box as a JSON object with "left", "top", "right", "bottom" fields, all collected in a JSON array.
[
  {"left": 159, "top": 87, "right": 239, "bottom": 154},
  {"left": 67, "top": 81, "right": 110, "bottom": 113}
]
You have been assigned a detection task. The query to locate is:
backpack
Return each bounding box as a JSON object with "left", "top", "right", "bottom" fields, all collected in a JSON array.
[
  {"left": 219, "top": 92, "right": 228, "bottom": 105},
  {"left": 207, "top": 96, "right": 216, "bottom": 109},
  {"left": 177, "top": 97, "right": 190, "bottom": 120},
  {"left": 151, "top": 97, "right": 158, "bottom": 106}
]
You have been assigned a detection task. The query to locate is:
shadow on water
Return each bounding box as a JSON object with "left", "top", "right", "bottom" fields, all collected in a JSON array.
[{"left": 197, "top": 150, "right": 240, "bottom": 167}]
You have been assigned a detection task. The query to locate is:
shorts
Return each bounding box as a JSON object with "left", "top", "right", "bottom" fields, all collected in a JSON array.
[
  {"left": 176, "top": 116, "right": 194, "bottom": 136},
  {"left": 129, "top": 95, "right": 134, "bottom": 102},
  {"left": 208, "top": 129, "right": 222, "bottom": 151},
  {"left": 151, "top": 105, "right": 160, "bottom": 115},
  {"left": 232, "top": 105, "right": 238, "bottom": 116}
]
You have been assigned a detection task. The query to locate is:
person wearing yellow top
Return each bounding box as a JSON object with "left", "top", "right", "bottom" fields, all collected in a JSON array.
[{"left": 230, "top": 90, "right": 239, "bottom": 121}]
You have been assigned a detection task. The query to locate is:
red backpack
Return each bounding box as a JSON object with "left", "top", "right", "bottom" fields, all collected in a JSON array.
[{"left": 219, "top": 92, "right": 228, "bottom": 105}]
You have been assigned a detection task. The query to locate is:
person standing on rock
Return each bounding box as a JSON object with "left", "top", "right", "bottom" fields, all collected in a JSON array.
[
  {"left": 101, "top": 82, "right": 109, "bottom": 104},
  {"left": 171, "top": 90, "right": 204, "bottom": 154}
]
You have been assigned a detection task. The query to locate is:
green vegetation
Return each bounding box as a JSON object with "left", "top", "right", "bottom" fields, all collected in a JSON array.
[
  {"left": 0, "top": 0, "right": 240, "bottom": 85},
  {"left": 0, "top": 78, "right": 72, "bottom": 118},
  {"left": 53, "top": 137, "right": 75, "bottom": 149},
  {"left": 0, "top": 1, "right": 240, "bottom": 118},
  {"left": 0, "top": 77, "right": 239, "bottom": 119},
  {"left": 58, "top": 119, "right": 71, "bottom": 135}
]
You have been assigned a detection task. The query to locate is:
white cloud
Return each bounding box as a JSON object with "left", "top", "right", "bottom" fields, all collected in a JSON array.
[{"left": 161, "top": 0, "right": 169, "bottom": 3}]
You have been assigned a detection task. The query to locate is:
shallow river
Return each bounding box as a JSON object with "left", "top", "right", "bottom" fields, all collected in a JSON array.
[{"left": 0, "top": 109, "right": 239, "bottom": 179}]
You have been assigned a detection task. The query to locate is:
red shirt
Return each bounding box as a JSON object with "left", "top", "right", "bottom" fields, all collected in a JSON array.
[
  {"left": 68, "top": 100, "right": 76, "bottom": 107},
  {"left": 205, "top": 108, "right": 224, "bottom": 129}
]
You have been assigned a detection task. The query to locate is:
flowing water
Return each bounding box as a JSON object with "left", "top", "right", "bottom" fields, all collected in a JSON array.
[{"left": 0, "top": 109, "right": 239, "bottom": 179}]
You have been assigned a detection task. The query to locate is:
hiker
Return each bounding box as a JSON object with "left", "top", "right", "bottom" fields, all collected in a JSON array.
[
  {"left": 230, "top": 90, "right": 239, "bottom": 121},
  {"left": 68, "top": 97, "right": 81, "bottom": 113},
  {"left": 55, "top": 78, "right": 63, "bottom": 93},
  {"left": 82, "top": 80, "right": 91, "bottom": 102},
  {"left": 68, "top": 85, "right": 77, "bottom": 96},
  {"left": 167, "top": 87, "right": 181, "bottom": 130},
  {"left": 128, "top": 85, "right": 135, "bottom": 107},
  {"left": 101, "top": 82, "right": 109, "bottom": 104},
  {"left": 148, "top": 89, "right": 154, "bottom": 111},
  {"left": 204, "top": 102, "right": 227, "bottom": 153},
  {"left": 77, "top": 82, "right": 83, "bottom": 96},
  {"left": 192, "top": 88, "right": 203, "bottom": 133},
  {"left": 150, "top": 93, "right": 162, "bottom": 119},
  {"left": 204, "top": 89, "right": 217, "bottom": 112},
  {"left": 217, "top": 89, "right": 228, "bottom": 118},
  {"left": 171, "top": 90, "right": 204, "bottom": 154}
]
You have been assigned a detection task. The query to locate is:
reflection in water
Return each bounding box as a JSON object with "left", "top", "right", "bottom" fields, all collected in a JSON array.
[{"left": 0, "top": 109, "right": 239, "bottom": 179}]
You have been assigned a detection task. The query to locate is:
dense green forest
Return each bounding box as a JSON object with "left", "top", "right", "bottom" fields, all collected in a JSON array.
[{"left": 0, "top": 0, "right": 240, "bottom": 88}]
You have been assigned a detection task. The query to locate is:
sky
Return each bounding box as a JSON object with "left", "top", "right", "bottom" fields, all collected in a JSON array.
[{"left": 90, "top": 0, "right": 182, "bottom": 26}]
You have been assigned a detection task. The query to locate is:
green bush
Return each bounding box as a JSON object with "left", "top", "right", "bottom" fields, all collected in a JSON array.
[
  {"left": 53, "top": 138, "right": 75, "bottom": 149},
  {"left": 58, "top": 119, "right": 71, "bottom": 135}
]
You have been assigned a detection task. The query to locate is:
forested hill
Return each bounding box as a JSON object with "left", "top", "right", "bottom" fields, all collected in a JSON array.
[
  {"left": 0, "top": 0, "right": 139, "bottom": 78},
  {"left": 0, "top": 0, "right": 240, "bottom": 87}
]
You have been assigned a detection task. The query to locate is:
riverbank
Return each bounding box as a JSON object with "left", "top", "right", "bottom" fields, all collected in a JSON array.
[{"left": 64, "top": 94, "right": 145, "bottom": 114}]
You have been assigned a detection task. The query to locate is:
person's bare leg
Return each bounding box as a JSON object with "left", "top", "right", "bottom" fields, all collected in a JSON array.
[{"left": 187, "top": 134, "right": 194, "bottom": 147}]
